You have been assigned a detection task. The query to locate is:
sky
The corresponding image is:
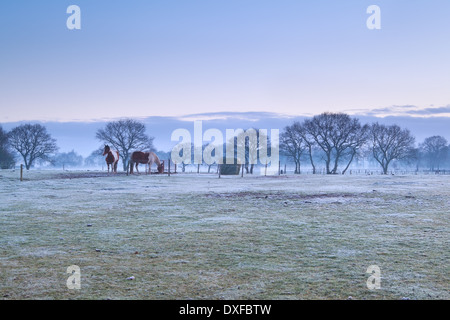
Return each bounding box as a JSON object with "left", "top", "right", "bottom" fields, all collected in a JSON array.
[{"left": 1, "top": 0, "right": 450, "bottom": 123}]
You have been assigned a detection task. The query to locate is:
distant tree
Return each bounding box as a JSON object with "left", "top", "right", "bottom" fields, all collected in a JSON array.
[
  {"left": 303, "top": 113, "right": 369, "bottom": 174},
  {"left": 96, "top": 119, "right": 155, "bottom": 171},
  {"left": 280, "top": 122, "right": 308, "bottom": 174},
  {"left": 419, "top": 136, "right": 448, "bottom": 171},
  {"left": 447, "top": 144, "right": 450, "bottom": 169},
  {"left": 8, "top": 124, "right": 58, "bottom": 170},
  {"left": 369, "top": 123, "right": 415, "bottom": 174},
  {"left": 296, "top": 126, "right": 318, "bottom": 174},
  {"left": 235, "top": 128, "right": 257, "bottom": 174},
  {"left": 84, "top": 148, "right": 105, "bottom": 168},
  {"left": 52, "top": 150, "right": 83, "bottom": 169},
  {"left": 229, "top": 128, "right": 271, "bottom": 174},
  {"left": 407, "top": 147, "right": 422, "bottom": 172},
  {"left": 201, "top": 143, "right": 217, "bottom": 173},
  {"left": 171, "top": 142, "right": 194, "bottom": 172},
  {"left": 0, "top": 126, "right": 15, "bottom": 169}
]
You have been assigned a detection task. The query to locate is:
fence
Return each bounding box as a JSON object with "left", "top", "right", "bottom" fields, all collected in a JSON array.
[
  {"left": 12, "top": 160, "right": 450, "bottom": 181},
  {"left": 161, "top": 162, "right": 450, "bottom": 177}
]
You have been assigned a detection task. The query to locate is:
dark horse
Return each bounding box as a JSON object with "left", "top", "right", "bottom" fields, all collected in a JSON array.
[
  {"left": 102, "top": 145, "right": 120, "bottom": 173},
  {"left": 129, "top": 151, "right": 164, "bottom": 174}
]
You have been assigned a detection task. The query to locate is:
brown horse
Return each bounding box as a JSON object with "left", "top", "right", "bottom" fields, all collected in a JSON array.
[
  {"left": 102, "top": 145, "right": 120, "bottom": 173},
  {"left": 129, "top": 151, "right": 164, "bottom": 174}
]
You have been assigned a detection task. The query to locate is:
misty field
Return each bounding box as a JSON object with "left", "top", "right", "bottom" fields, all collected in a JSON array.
[{"left": 0, "top": 170, "right": 448, "bottom": 300}]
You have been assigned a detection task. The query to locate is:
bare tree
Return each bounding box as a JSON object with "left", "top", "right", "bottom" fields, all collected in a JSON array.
[
  {"left": 369, "top": 123, "right": 415, "bottom": 174},
  {"left": 303, "top": 113, "right": 368, "bottom": 174},
  {"left": 0, "top": 126, "right": 15, "bottom": 169},
  {"left": 52, "top": 150, "right": 84, "bottom": 169},
  {"left": 202, "top": 143, "right": 218, "bottom": 173},
  {"left": 8, "top": 124, "right": 58, "bottom": 170},
  {"left": 84, "top": 148, "right": 105, "bottom": 168},
  {"left": 419, "top": 135, "right": 448, "bottom": 171},
  {"left": 297, "top": 126, "right": 318, "bottom": 174},
  {"left": 280, "top": 122, "right": 308, "bottom": 174},
  {"left": 228, "top": 128, "right": 269, "bottom": 174},
  {"left": 96, "top": 119, "right": 154, "bottom": 171},
  {"left": 171, "top": 142, "right": 194, "bottom": 172},
  {"left": 236, "top": 128, "right": 258, "bottom": 174},
  {"left": 339, "top": 124, "right": 370, "bottom": 175}
]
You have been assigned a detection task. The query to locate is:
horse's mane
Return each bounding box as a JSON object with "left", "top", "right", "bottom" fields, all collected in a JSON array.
[{"left": 149, "top": 151, "right": 161, "bottom": 167}]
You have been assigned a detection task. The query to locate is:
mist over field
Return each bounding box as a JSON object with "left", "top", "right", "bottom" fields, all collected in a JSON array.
[{"left": 1, "top": 112, "right": 449, "bottom": 158}]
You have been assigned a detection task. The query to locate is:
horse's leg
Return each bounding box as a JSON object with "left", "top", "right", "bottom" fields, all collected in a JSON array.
[{"left": 136, "top": 163, "right": 140, "bottom": 174}]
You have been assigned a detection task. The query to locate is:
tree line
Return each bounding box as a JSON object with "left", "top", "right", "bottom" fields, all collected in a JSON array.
[
  {"left": 280, "top": 112, "right": 449, "bottom": 174},
  {"left": 0, "top": 120, "right": 156, "bottom": 170},
  {"left": 0, "top": 114, "right": 449, "bottom": 174}
]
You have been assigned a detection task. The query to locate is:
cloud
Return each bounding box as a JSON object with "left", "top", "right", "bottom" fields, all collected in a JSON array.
[
  {"left": 176, "top": 111, "right": 296, "bottom": 122},
  {"left": 404, "top": 106, "right": 450, "bottom": 115},
  {"left": 350, "top": 105, "right": 450, "bottom": 118}
]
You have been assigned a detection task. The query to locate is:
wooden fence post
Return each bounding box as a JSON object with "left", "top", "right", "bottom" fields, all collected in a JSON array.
[
  {"left": 20, "top": 164, "right": 23, "bottom": 181},
  {"left": 218, "top": 164, "right": 221, "bottom": 179},
  {"left": 241, "top": 164, "right": 244, "bottom": 177},
  {"left": 265, "top": 161, "right": 267, "bottom": 176},
  {"left": 168, "top": 159, "right": 171, "bottom": 177}
]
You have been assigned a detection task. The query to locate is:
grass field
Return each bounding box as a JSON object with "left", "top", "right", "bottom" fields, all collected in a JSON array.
[{"left": 0, "top": 170, "right": 448, "bottom": 300}]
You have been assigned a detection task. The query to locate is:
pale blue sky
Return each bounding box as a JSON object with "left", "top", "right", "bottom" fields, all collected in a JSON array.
[{"left": 1, "top": 0, "right": 449, "bottom": 122}]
